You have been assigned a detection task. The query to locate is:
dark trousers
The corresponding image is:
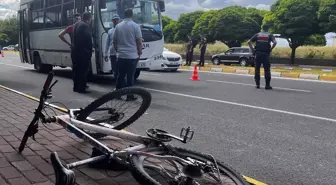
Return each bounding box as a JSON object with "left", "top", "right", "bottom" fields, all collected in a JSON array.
[
  {"left": 186, "top": 50, "right": 193, "bottom": 65},
  {"left": 110, "top": 55, "right": 118, "bottom": 78},
  {"left": 254, "top": 52, "right": 271, "bottom": 85},
  {"left": 72, "top": 52, "right": 90, "bottom": 91},
  {"left": 116, "top": 58, "right": 138, "bottom": 90},
  {"left": 199, "top": 51, "right": 205, "bottom": 66}
]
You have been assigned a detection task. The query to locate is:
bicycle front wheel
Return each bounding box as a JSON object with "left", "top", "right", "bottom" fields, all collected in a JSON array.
[
  {"left": 76, "top": 87, "right": 151, "bottom": 133},
  {"left": 129, "top": 147, "right": 249, "bottom": 185}
]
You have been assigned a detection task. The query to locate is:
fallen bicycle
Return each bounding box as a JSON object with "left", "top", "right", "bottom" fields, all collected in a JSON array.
[{"left": 18, "top": 71, "right": 249, "bottom": 185}]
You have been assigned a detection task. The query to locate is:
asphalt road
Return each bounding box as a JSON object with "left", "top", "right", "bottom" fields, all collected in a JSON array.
[{"left": 1, "top": 53, "right": 336, "bottom": 185}]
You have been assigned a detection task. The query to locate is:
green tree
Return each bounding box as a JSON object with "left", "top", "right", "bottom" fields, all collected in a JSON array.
[
  {"left": 0, "top": 15, "right": 18, "bottom": 45},
  {"left": 304, "top": 34, "right": 326, "bottom": 46},
  {"left": 246, "top": 8, "right": 269, "bottom": 27},
  {"left": 0, "top": 33, "right": 9, "bottom": 46},
  {"left": 174, "top": 10, "right": 204, "bottom": 42},
  {"left": 265, "top": 0, "right": 320, "bottom": 64},
  {"left": 192, "top": 10, "right": 218, "bottom": 43},
  {"left": 163, "top": 21, "right": 177, "bottom": 43},
  {"left": 318, "top": 0, "right": 336, "bottom": 33},
  {"left": 209, "top": 6, "right": 260, "bottom": 48},
  {"left": 161, "top": 15, "right": 174, "bottom": 30}
]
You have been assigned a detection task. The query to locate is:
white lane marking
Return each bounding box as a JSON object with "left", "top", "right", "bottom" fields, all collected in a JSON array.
[
  {"left": 145, "top": 87, "right": 336, "bottom": 123},
  {"left": 1, "top": 63, "right": 33, "bottom": 69},
  {"left": 179, "top": 69, "right": 336, "bottom": 84},
  {"left": 142, "top": 72, "right": 160, "bottom": 76},
  {"left": 207, "top": 80, "right": 312, "bottom": 93}
]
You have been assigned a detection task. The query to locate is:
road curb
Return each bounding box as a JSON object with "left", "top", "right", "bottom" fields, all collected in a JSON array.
[
  {"left": 0, "top": 84, "right": 268, "bottom": 185},
  {"left": 180, "top": 66, "right": 336, "bottom": 81},
  {"left": 299, "top": 73, "right": 319, "bottom": 80}
]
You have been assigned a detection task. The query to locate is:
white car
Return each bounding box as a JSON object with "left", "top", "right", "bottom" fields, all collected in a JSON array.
[
  {"left": 149, "top": 47, "right": 182, "bottom": 71},
  {"left": 2, "top": 45, "right": 15, "bottom": 50}
]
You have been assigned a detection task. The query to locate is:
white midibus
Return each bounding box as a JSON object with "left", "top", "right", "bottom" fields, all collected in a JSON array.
[{"left": 18, "top": 0, "right": 165, "bottom": 80}]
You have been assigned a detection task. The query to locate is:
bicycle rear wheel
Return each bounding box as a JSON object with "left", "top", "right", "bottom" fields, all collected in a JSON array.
[
  {"left": 129, "top": 147, "right": 249, "bottom": 185},
  {"left": 76, "top": 87, "right": 151, "bottom": 137}
]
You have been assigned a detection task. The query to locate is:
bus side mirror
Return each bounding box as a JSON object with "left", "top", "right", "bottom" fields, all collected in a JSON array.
[{"left": 159, "top": 1, "right": 165, "bottom": 12}]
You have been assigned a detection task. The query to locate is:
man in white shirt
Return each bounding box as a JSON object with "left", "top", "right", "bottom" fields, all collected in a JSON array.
[
  {"left": 113, "top": 9, "right": 142, "bottom": 94},
  {"left": 104, "top": 15, "right": 120, "bottom": 78}
]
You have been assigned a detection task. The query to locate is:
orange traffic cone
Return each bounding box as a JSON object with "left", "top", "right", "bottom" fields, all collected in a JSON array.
[{"left": 190, "top": 65, "right": 200, "bottom": 81}]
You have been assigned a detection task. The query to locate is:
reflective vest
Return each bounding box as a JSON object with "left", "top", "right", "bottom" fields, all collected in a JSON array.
[{"left": 255, "top": 32, "right": 272, "bottom": 54}]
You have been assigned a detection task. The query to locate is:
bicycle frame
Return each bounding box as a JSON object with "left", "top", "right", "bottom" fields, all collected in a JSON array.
[{"left": 49, "top": 110, "right": 191, "bottom": 169}]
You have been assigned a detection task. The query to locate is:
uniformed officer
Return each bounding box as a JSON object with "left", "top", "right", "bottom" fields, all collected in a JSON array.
[
  {"left": 198, "top": 37, "right": 207, "bottom": 67},
  {"left": 248, "top": 24, "right": 277, "bottom": 90}
]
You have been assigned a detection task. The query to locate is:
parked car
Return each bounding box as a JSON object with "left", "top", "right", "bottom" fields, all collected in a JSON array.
[
  {"left": 149, "top": 47, "right": 182, "bottom": 71},
  {"left": 211, "top": 47, "right": 255, "bottom": 67},
  {"left": 2, "top": 45, "right": 15, "bottom": 50}
]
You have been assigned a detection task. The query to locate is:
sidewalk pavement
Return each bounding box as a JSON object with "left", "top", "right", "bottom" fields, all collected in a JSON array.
[{"left": 0, "top": 87, "right": 140, "bottom": 185}]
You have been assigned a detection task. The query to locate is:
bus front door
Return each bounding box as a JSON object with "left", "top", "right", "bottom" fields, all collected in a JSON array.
[{"left": 18, "top": 8, "right": 31, "bottom": 64}]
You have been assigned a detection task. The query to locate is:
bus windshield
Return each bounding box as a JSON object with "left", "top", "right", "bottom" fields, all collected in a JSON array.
[{"left": 100, "top": 0, "right": 161, "bottom": 32}]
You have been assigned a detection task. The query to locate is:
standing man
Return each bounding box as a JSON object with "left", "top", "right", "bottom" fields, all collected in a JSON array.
[
  {"left": 248, "top": 24, "right": 277, "bottom": 90},
  {"left": 104, "top": 15, "right": 120, "bottom": 78},
  {"left": 184, "top": 36, "right": 192, "bottom": 66},
  {"left": 72, "top": 12, "right": 93, "bottom": 93},
  {"left": 113, "top": 8, "right": 142, "bottom": 97},
  {"left": 198, "top": 37, "right": 207, "bottom": 67},
  {"left": 58, "top": 13, "right": 81, "bottom": 88}
]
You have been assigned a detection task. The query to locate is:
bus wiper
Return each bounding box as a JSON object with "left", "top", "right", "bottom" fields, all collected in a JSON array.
[{"left": 142, "top": 25, "right": 162, "bottom": 38}]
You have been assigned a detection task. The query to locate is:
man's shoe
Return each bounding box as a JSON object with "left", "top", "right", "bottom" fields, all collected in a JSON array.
[
  {"left": 265, "top": 85, "right": 273, "bottom": 90},
  {"left": 256, "top": 85, "right": 260, "bottom": 89}
]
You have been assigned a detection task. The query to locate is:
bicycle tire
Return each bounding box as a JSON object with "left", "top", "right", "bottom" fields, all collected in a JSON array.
[
  {"left": 129, "top": 147, "right": 250, "bottom": 185},
  {"left": 76, "top": 87, "right": 151, "bottom": 135}
]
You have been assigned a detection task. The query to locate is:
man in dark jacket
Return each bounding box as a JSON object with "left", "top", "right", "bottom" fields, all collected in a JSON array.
[
  {"left": 58, "top": 13, "right": 81, "bottom": 88},
  {"left": 248, "top": 24, "right": 277, "bottom": 90},
  {"left": 185, "top": 36, "right": 197, "bottom": 66},
  {"left": 72, "top": 12, "right": 93, "bottom": 93},
  {"left": 198, "top": 37, "right": 207, "bottom": 66}
]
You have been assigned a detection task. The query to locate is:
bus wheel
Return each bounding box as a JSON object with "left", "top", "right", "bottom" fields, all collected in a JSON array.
[
  {"left": 134, "top": 69, "right": 141, "bottom": 80},
  {"left": 34, "top": 54, "right": 52, "bottom": 73}
]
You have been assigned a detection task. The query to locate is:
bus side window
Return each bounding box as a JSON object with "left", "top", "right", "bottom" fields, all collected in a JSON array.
[
  {"left": 45, "top": 0, "right": 62, "bottom": 28},
  {"left": 62, "top": 0, "right": 74, "bottom": 26},
  {"left": 31, "top": 0, "right": 44, "bottom": 30},
  {"left": 75, "top": 0, "right": 92, "bottom": 14}
]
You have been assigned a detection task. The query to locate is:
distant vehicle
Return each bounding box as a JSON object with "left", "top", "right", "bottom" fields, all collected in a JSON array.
[
  {"left": 211, "top": 47, "right": 255, "bottom": 67},
  {"left": 149, "top": 47, "right": 182, "bottom": 71},
  {"left": 3, "top": 45, "right": 15, "bottom": 50}
]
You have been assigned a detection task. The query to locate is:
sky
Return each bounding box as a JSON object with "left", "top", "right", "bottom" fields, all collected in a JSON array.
[{"left": 0, "top": 0, "right": 335, "bottom": 46}]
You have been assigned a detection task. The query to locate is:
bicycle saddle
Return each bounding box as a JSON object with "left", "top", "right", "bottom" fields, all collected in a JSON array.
[{"left": 50, "top": 152, "right": 76, "bottom": 185}]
